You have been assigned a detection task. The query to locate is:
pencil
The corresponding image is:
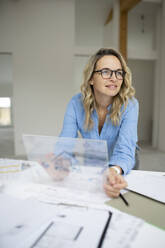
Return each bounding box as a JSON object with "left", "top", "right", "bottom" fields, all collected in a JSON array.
[{"left": 119, "top": 193, "right": 129, "bottom": 206}]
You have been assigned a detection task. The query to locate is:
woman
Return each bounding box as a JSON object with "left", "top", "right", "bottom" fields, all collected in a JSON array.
[{"left": 60, "top": 48, "right": 139, "bottom": 198}]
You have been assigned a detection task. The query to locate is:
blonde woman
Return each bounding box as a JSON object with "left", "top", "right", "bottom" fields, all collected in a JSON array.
[{"left": 60, "top": 48, "right": 139, "bottom": 198}]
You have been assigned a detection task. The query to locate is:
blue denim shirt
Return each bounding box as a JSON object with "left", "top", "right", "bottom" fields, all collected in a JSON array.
[{"left": 60, "top": 93, "right": 139, "bottom": 175}]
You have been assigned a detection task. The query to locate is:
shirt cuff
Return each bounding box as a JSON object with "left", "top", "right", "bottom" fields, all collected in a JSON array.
[{"left": 109, "top": 159, "right": 134, "bottom": 175}]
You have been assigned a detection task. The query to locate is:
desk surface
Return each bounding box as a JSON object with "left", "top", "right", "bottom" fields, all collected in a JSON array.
[{"left": 107, "top": 191, "right": 165, "bottom": 230}]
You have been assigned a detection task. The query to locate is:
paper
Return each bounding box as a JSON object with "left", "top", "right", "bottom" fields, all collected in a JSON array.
[
  {"left": 3, "top": 180, "right": 111, "bottom": 206},
  {"left": 103, "top": 211, "right": 165, "bottom": 248},
  {"left": 0, "top": 194, "right": 54, "bottom": 248},
  {"left": 1, "top": 188, "right": 165, "bottom": 248},
  {"left": 130, "top": 169, "right": 165, "bottom": 176},
  {"left": 0, "top": 159, "right": 22, "bottom": 173},
  {"left": 0, "top": 158, "right": 37, "bottom": 184},
  {"left": 125, "top": 170, "right": 165, "bottom": 203},
  {"left": 0, "top": 193, "right": 109, "bottom": 248},
  {"left": 0, "top": 159, "right": 22, "bottom": 184},
  {"left": 31, "top": 207, "right": 109, "bottom": 248}
]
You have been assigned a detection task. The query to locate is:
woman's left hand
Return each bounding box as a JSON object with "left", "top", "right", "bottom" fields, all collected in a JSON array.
[
  {"left": 39, "top": 153, "right": 71, "bottom": 181},
  {"left": 103, "top": 168, "right": 128, "bottom": 198}
]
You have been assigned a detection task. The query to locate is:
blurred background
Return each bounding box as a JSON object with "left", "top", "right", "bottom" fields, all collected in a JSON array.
[{"left": 0, "top": 0, "right": 165, "bottom": 171}]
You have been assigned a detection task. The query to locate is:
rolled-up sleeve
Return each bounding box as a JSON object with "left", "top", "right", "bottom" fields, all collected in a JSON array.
[
  {"left": 60, "top": 99, "right": 78, "bottom": 138},
  {"left": 109, "top": 99, "right": 139, "bottom": 175}
]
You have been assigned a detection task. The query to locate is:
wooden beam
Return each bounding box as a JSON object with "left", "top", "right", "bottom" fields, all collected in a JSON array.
[
  {"left": 119, "top": 0, "right": 142, "bottom": 60},
  {"left": 120, "top": 0, "right": 141, "bottom": 12},
  {"left": 143, "top": 0, "right": 161, "bottom": 3},
  {"left": 104, "top": 8, "right": 113, "bottom": 25},
  {"left": 104, "top": 0, "right": 142, "bottom": 59},
  {"left": 119, "top": 11, "right": 128, "bottom": 60}
]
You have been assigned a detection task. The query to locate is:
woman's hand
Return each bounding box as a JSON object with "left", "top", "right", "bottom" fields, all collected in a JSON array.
[
  {"left": 40, "top": 153, "right": 71, "bottom": 181},
  {"left": 103, "top": 167, "right": 128, "bottom": 198}
]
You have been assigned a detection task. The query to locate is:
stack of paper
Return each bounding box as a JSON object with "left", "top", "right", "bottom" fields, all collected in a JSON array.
[{"left": 125, "top": 170, "right": 165, "bottom": 203}]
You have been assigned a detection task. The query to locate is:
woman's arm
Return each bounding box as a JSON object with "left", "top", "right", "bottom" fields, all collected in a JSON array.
[
  {"left": 109, "top": 99, "right": 139, "bottom": 175},
  {"left": 60, "top": 99, "right": 78, "bottom": 138},
  {"left": 104, "top": 99, "right": 139, "bottom": 198}
]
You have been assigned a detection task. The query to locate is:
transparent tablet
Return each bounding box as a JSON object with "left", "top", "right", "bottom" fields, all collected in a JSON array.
[{"left": 23, "top": 134, "right": 109, "bottom": 191}]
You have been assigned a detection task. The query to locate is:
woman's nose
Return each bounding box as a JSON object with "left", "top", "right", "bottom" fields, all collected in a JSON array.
[{"left": 110, "top": 71, "right": 117, "bottom": 81}]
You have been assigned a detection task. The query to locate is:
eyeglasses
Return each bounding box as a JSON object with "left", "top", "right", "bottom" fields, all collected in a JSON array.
[{"left": 94, "top": 68, "right": 125, "bottom": 80}]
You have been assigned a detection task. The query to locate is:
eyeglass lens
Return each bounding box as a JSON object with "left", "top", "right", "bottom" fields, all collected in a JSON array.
[{"left": 101, "top": 69, "right": 124, "bottom": 80}]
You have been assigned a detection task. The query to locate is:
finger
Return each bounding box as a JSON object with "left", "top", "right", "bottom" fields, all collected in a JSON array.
[
  {"left": 104, "top": 187, "right": 120, "bottom": 198},
  {"left": 117, "top": 174, "right": 126, "bottom": 183},
  {"left": 104, "top": 179, "right": 127, "bottom": 191},
  {"left": 113, "top": 184, "right": 127, "bottom": 191},
  {"left": 104, "top": 183, "right": 121, "bottom": 194},
  {"left": 117, "top": 177, "right": 128, "bottom": 188},
  {"left": 113, "top": 180, "right": 128, "bottom": 190},
  {"left": 111, "top": 175, "right": 128, "bottom": 187}
]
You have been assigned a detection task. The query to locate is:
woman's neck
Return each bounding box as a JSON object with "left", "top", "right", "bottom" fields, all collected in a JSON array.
[{"left": 94, "top": 91, "right": 112, "bottom": 111}]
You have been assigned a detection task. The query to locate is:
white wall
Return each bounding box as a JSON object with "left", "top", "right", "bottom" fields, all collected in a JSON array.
[
  {"left": 0, "top": 54, "right": 13, "bottom": 97},
  {"left": 152, "top": 5, "right": 161, "bottom": 148},
  {"left": 0, "top": 0, "right": 75, "bottom": 155},
  {"left": 128, "top": 3, "right": 158, "bottom": 145},
  {"left": 128, "top": 59, "right": 155, "bottom": 144},
  {"left": 73, "top": 55, "right": 89, "bottom": 93},
  {"left": 75, "top": 0, "right": 112, "bottom": 48},
  {"left": 128, "top": 2, "right": 158, "bottom": 57},
  {"left": 103, "top": 0, "right": 120, "bottom": 50},
  {"left": 158, "top": 0, "right": 165, "bottom": 151}
]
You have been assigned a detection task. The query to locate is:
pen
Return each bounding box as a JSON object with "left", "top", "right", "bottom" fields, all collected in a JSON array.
[
  {"left": 119, "top": 193, "right": 129, "bottom": 206},
  {"left": 97, "top": 211, "right": 112, "bottom": 248}
]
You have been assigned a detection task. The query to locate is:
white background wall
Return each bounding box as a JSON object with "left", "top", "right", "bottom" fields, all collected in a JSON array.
[
  {"left": 0, "top": 54, "right": 12, "bottom": 97},
  {"left": 128, "top": 2, "right": 158, "bottom": 55},
  {"left": 158, "top": 0, "right": 165, "bottom": 150},
  {"left": 0, "top": 0, "right": 75, "bottom": 155},
  {"left": 128, "top": 59, "right": 155, "bottom": 143},
  {"left": 75, "top": 0, "right": 112, "bottom": 47}
]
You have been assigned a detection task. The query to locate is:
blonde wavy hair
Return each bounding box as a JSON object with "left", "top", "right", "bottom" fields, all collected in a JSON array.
[{"left": 80, "top": 48, "right": 135, "bottom": 130}]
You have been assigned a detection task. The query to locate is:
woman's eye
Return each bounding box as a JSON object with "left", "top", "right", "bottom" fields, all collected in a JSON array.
[
  {"left": 117, "top": 71, "right": 124, "bottom": 77},
  {"left": 117, "top": 71, "right": 122, "bottom": 76},
  {"left": 102, "top": 70, "right": 109, "bottom": 75}
]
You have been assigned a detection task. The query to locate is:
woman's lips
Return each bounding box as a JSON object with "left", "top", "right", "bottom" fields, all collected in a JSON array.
[{"left": 106, "top": 84, "right": 117, "bottom": 90}]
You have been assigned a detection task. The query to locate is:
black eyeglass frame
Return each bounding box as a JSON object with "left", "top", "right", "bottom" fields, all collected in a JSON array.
[{"left": 93, "top": 68, "right": 126, "bottom": 80}]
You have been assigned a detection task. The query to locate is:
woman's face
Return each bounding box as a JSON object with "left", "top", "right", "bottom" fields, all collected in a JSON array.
[{"left": 90, "top": 55, "right": 124, "bottom": 100}]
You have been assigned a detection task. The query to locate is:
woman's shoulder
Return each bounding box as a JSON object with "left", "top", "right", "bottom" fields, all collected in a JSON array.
[
  {"left": 127, "top": 97, "right": 139, "bottom": 108},
  {"left": 70, "top": 93, "right": 82, "bottom": 103},
  {"left": 121, "top": 97, "right": 139, "bottom": 114},
  {"left": 69, "top": 93, "right": 83, "bottom": 110}
]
